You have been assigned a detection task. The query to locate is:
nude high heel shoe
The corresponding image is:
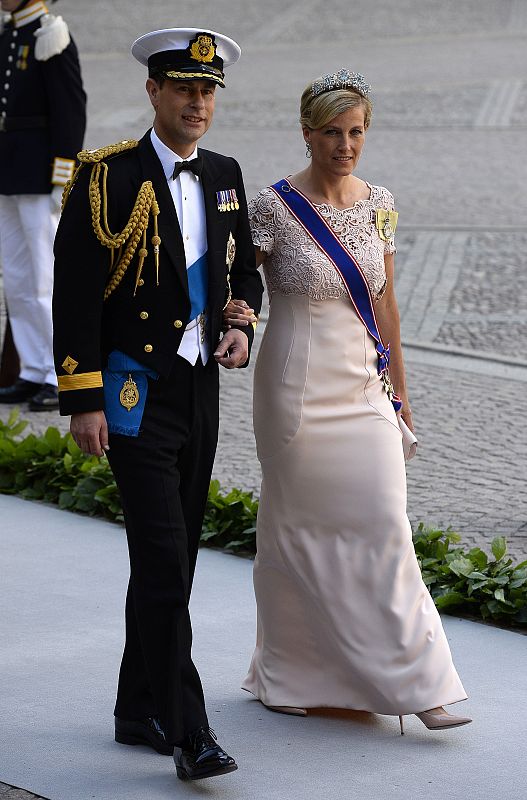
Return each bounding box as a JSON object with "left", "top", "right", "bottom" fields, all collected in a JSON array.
[
  {"left": 266, "top": 705, "right": 308, "bottom": 716},
  {"left": 398, "top": 708, "right": 472, "bottom": 734}
]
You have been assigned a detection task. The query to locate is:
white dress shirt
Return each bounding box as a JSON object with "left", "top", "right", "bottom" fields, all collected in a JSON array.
[{"left": 150, "top": 128, "right": 209, "bottom": 366}]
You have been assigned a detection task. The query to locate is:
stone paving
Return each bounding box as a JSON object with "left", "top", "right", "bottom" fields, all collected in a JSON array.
[
  {"left": 0, "top": 786, "right": 44, "bottom": 800},
  {"left": 1, "top": 2, "right": 526, "bottom": 794}
]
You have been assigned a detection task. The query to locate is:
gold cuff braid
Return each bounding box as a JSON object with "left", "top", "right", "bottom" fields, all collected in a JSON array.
[
  {"left": 58, "top": 371, "right": 103, "bottom": 392},
  {"left": 61, "top": 140, "right": 161, "bottom": 300}
]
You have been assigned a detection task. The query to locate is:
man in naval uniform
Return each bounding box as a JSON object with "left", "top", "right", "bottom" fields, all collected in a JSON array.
[
  {"left": 0, "top": 0, "right": 86, "bottom": 409},
  {"left": 52, "top": 28, "right": 263, "bottom": 782}
]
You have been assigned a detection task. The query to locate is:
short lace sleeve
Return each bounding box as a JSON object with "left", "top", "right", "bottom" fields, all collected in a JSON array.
[
  {"left": 248, "top": 187, "right": 278, "bottom": 254},
  {"left": 377, "top": 186, "right": 397, "bottom": 255}
]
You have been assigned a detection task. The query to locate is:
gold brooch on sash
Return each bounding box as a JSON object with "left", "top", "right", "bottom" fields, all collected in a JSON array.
[
  {"left": 119, "top": 374, "right": 139, "bottom": 411},
  {"left": 381, "top": 370, "right": 396, "bottom": 402},
  {"left": 375, "top": 209, "right": 398, "bottom": 242}
]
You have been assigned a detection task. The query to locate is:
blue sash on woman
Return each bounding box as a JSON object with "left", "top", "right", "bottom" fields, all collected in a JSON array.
[{"left": 270, "top": 178, "right": 401, "bottom": 412}]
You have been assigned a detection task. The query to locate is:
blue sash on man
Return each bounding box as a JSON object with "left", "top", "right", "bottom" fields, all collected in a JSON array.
[{"left": 186, "top": 252, "right": 208, "bottom": 322}]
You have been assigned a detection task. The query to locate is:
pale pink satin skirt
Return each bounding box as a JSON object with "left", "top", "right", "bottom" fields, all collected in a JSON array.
[{"left": 242, "top": 292, "right": 467, "bottom": 714}]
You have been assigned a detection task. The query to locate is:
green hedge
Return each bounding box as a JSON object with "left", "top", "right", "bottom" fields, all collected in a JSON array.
[{"left": 1, "top": 411, "right": 526, "bottom": 628}]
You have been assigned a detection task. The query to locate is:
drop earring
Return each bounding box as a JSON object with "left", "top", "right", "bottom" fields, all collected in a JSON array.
[{"left": 305, "top": 141, "right": 312, "bottom": 158}]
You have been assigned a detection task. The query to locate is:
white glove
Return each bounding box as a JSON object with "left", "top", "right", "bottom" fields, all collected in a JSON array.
[{"left": 50, "top": 185, "right": 64, "bottom": 214}]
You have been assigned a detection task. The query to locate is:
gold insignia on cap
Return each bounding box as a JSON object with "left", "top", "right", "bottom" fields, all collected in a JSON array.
[
  {"left": 62, "top": 355, "right": 79, "bottom": 375},
  {"left": 119, "top": 374, "right": 139, "bottom": 412},
  {"left": 189, "top": 33, "right": 216, "bottom": 64}
]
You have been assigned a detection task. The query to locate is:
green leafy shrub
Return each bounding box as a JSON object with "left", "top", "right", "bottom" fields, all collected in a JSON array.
[
  {"left": 1, "top": 412, "right": 526, "bottom": 628},
  {"left": 201, "top": 479, "right": 258, "bottom": 554},
  {"left": 414, "top": 524, "right": 527, "bottom": 627},
  {"left": 0, "top": 411, "right": 123, "bottom": 521}
]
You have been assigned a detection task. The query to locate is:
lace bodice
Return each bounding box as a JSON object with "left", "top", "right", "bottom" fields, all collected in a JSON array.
[{"left": 248, "top": 183, "right": 396, "bottom": 301}]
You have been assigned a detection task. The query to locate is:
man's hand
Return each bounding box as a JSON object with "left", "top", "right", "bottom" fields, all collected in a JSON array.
[
  {"left": 214, "top": 328, "right": 249, "bottom": 369},
  {"left": 70, "top": 410, "right": 109, "bottom": 456}
]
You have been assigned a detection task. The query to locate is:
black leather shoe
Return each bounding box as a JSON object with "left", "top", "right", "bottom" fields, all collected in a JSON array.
[
  {"left": 174, "top": 727, "right": 238, "bottom": 781},
  {"left": 28, "top": 384, "right": 59, "bottom": 411},
  {"left": 114, "top": 716, "right": 173, "bottom": 755},
  {"left": 0, "top": 378, "right": 43, "bottom": 404}
]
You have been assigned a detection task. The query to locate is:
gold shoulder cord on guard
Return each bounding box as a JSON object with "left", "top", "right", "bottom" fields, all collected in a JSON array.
[{"left": 62, "top": 140, "right": 162, "bottom": 299}]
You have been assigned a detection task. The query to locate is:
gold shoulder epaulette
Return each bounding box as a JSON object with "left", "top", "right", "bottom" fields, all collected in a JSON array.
[
  {"left": 63, "top": 138, "right": 160, "bottom": 301},
  {"left": 61, "top": 140, "right": 139, "bottom": 211},
  {"left": 78, "top": 139, "right": 139, "bottom": 164}
]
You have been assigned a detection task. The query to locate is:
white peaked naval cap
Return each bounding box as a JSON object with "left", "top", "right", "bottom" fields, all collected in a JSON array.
[{"left": 131, "top": 28, "right": 241, "bottom": 88}]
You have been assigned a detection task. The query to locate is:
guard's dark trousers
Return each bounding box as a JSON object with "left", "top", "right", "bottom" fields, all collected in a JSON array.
[{"left": 107, "top": 354, "right": 219, "bottom": 745}]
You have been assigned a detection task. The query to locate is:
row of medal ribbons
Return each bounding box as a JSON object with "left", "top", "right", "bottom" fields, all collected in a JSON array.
[{"left": 216, "top": 189, "right": 239, "bottom": 212}]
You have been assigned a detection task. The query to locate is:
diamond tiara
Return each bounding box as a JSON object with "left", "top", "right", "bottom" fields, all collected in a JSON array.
[{"left": 311, "top": 69, "right": 372, "bottom": 98}]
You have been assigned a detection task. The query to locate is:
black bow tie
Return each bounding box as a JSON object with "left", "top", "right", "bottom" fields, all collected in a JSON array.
[{"left": 172, "top": 156, "right": 203, "bottom": 180}]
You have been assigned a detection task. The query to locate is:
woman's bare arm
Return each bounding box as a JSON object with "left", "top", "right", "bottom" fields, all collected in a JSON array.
[{"left": 375, "top": 253, "right": 414, "bottom": 432}]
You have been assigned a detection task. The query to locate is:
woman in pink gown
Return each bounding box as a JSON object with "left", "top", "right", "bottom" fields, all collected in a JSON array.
[{"left": 226, "top": 70, "right": 472, "bottom": 734}]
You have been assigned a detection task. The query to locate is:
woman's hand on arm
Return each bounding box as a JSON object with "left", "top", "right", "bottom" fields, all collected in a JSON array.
[
  {"left": 376, "top": 253, "right": 414, "bottom": 432},
  {"left": 223, "top": 299, "right": 257, "bottom": 329}
]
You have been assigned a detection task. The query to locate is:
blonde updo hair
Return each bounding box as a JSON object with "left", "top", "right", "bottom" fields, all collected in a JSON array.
[{"left": 300, "top": 84, "right": 372, "bottom": 131}]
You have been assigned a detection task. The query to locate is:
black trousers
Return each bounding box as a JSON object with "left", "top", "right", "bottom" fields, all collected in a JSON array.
[{"left": 107, "top": 354, "right": 219, "bottom": 745}]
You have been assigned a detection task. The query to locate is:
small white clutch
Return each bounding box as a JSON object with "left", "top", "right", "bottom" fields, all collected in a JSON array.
[{"left": 399, "top": 417, "right": 418, "bottom": 461}]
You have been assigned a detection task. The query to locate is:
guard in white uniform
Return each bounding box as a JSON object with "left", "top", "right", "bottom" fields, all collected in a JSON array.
[{"left": 0, "top": 0, "right": 86, "bottom": 409}]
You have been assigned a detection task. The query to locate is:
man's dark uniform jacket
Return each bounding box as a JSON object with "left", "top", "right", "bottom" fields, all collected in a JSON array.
[
  {"left": 0, "top": 4, "right": 86, "bottom": 194},
  {"left": 53, "top": 132, "right": 263, "bottom": 414}
]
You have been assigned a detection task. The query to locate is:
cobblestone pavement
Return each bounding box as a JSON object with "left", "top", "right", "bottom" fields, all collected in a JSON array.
[
  {"left": 1, "top": 2, "right": 526, "bottom": 795},
  {"left": 396, "top": 231, "right": 527, "bottom": 357},
  {"left": 0, "top": 785, "right": 46, "bottom": 800}
]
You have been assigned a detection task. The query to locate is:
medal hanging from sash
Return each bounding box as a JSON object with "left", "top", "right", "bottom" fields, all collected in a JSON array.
[
  {"left": 119, "top": 373, "right": 139, "bottom": 411},
  {"left": 270, "top": 178, "right": 402, "bottom": 413}
]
